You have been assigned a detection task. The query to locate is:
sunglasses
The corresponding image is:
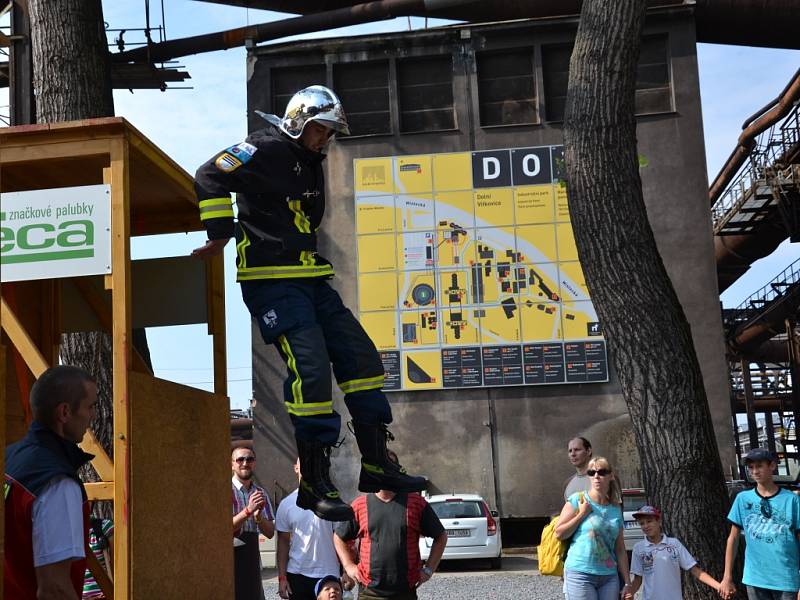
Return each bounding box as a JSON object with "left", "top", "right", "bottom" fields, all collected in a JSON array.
[
  {"left": 760, "top": 498, "right": 772, "bottom": 519},
  {"left": 235, "top": 456, "right": 256, "bottom": 464},
  {"left": 587, "top": 469, "right": 611, "bottom": 477}
]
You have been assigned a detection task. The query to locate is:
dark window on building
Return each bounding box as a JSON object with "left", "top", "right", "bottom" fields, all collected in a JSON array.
[
  {"left": 333, "top": 60, "right": 391, "bottom": 136},
  {"left": 542, "top": 35, "right": 672, "bottom": 121},
  {"left": 271, "top": 65, "right": 327, "bottom": 116},
  {"left": 397, "top": 55, "right": 455, "bottom": 133},
  {"left": 635, "top": 35, "right": 672, "bottom": 114},
  {"left": 476, "top": 49, "right": 537, "bottom": 126},
  {"left": 542, "top": 43, "right": 572, "bottom": 123}
]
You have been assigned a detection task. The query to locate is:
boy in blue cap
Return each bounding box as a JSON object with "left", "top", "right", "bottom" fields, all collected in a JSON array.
[
  {"left": 315, "top": 575, "right": 342, "bottom": 600},
  {"left": 720, "top": 448, "right": 800, "bottom": 600},
  {"left": 624, "top": 505, "right": 720, "bottom": 600}
]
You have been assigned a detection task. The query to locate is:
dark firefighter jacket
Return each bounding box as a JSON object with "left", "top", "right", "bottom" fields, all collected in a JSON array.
[{"left": 194, "top": 123, "right": 334, "bottom": 281}]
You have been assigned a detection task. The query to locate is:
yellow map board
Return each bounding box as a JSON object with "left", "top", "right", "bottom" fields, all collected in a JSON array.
[{"left": 355, "top": 145, "right": 608, "bottom": 391}]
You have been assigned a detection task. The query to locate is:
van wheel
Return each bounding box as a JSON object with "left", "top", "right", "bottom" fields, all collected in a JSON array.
[{"left": 490, "top": 556, "right": 502, "bottom": 570}]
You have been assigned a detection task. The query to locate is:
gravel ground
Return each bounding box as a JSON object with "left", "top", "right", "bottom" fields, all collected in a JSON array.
[{"left": 262, "top": 556, "right": 565, "bottom": 600}]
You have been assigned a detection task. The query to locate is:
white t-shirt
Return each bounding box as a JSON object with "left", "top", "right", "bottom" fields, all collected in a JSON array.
[
  {"left": 275, "top": 489, "right": 340, "bottom": 579},
  {"left": 32, "top": 476, "right": 85, "bottom": 567},
  {"left": 630, "top": 535, "right": 697, "bottom": 600}
]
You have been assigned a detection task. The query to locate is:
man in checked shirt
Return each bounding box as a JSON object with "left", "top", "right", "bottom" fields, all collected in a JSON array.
[{"left": 232, "top": 445, "right": 275, "bottom": 600}]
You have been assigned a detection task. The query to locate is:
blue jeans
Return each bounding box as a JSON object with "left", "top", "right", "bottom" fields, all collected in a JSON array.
[
  {"left": 746, "top": 586, "right": 797, "bottom": 600},
  {"left": 564, "top": 569, "right": 619, "bottom": 600}
]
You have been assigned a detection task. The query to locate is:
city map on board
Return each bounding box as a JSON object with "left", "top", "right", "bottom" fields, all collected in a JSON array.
[{"left": 354, "top": 145, "right": 609, "bottom": 392}]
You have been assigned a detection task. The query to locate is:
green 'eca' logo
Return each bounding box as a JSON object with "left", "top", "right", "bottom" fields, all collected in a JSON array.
[{"left": 0, "top": 211, "right": 95, "bottom": 265}]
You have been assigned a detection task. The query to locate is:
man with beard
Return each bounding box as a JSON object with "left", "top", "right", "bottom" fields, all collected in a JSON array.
[{"left": 232, "top": 446, "right": 275, "bottom": 600}]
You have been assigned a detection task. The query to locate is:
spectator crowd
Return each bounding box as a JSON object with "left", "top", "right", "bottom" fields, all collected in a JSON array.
[{"left": 4, "top": 367, "right": 800, "bottom": 600}]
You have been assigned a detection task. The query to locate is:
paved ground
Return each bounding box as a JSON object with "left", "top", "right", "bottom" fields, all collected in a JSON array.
[{"left": 262, "top": 555, "right": 566, "bottom": 599}]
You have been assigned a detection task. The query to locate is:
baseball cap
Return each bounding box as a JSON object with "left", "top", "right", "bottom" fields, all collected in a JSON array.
[
  {"left": 743, "top": 448, "right": 778, "bottom": 464},
  {"left": 314, "top": 575, "right": 341, "bottom": 596},
  {"left": 632, "top": 505, "right": 661, "bottom": 519}
]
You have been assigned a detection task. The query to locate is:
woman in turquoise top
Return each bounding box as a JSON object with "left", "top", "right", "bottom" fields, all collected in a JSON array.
[{"left": 555, "top": 457, "right": 631, "bottom": 600}]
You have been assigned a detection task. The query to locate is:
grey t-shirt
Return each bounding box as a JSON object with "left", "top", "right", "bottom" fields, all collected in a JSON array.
[{"left": 564, "top": 473, "right": 592, "bottom": 501}]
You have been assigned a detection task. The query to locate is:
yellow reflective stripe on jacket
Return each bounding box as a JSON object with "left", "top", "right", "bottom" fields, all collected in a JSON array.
[
  {"left": 339, "top": 375, "right": 385, "bottom": 394},
  {"left": 201, "top": 209, "right": 235, "bottom": 220},
  {"left": 237, "top": 264, "right": 334, "bottom": 280},
  {"left": 278, "top": 335, "right": 303, "bottom": 406},
  {"left": 199, "top": 197, "right": 234, "bottom": 221},
  {"left": 236, "top": 229, "right": 251, "bottom": 269},
  {"left": 287, "top": 199, "right": 312, "bottom": 234},
  {"left": 299, "top": 250, "right": 315, "bottom": 267},
  {"left": 286, "top": 400, "right": 334, "bottom": 417}
]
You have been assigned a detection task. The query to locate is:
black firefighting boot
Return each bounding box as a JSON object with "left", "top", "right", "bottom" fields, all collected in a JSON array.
[
  {"left": 296, "top": 439, "right": 354, "bottom": 522},
  {"left": 351, "top": 421, "right": 427, "bottom": 493}
]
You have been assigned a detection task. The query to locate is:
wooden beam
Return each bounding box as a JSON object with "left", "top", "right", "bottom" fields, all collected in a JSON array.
[
  {"left": 0, "top": 297, "right": 48, "bottom": 377},
  {"left": 107, "top": 139, "right": 132, "bottom": 599},
  {"left": 0, "top": 138, "right": 111, "bottom": 165},
  {"left": 79, "top": 431, "right": 115, "bottom": 482},
  {"left": 207, "top": 255, "right": 228, "bottom": 397},
  {"left": 85, "top": 481, "right": 115, "bottom": 501},
  {"left": 85, "top": 543, "right": 114, "bottom": 600},
  {"left": 0, "top": 343, "right": 6, "bottom": 600},
  {"left": 0, "top": 31, "right": 10, "bottom": 48}
]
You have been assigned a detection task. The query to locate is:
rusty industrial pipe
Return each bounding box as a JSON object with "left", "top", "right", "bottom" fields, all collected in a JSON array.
[
  {"left": 708, "top": 68, "right": 800, "bottom": 206},
  {"left": 114, "top": 0, "right": 479, "bottom": 64}
]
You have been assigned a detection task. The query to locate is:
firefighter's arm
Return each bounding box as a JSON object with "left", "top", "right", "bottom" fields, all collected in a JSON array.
[{"left": 192, "top": 141, "right": 259, "bottom": 257}]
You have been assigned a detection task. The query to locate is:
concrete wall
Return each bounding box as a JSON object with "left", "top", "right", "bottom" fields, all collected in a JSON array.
[{"left": 247, "top": 9, "right": 735, "bottom": 518}]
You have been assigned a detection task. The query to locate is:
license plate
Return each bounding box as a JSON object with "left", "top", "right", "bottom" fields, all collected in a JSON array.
[
  {"left": 624, "top": 521, "right": 640, "bottom": 530},
  {"left": 447, "top": 528, "right": 470, "bottom": 537}
]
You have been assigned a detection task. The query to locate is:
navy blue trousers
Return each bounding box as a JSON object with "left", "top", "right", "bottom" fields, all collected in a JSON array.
[{"left": 241, "top": 279, "right": 392, "bottom": 445}]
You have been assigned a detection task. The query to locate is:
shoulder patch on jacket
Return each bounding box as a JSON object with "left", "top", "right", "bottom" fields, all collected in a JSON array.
[{"left": 214, "top": 142, "right": 257, "bottom": 172}]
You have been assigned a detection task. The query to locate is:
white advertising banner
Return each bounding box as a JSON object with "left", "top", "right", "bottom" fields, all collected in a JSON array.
[{"left": 0, "top": 184, "right": 112, "bottom": 282}]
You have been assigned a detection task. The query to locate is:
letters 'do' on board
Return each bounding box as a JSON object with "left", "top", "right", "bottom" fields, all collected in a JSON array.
[
  {"left": 1, "top": 184, "right": 112, "bottom": 282},
  {"left": 354, "top": 146, "right": 609, "bottom": 393}
]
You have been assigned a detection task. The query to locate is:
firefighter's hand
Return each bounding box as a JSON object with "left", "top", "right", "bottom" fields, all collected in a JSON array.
[{"left": 191, "top": 238, "right": 229, "bottom": 259}]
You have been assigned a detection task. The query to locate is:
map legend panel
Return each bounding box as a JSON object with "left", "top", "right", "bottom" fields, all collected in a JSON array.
[
  {"left": 355, "top": 146, "right": 610, "bottom": 391},
  {"left": 442, "top": 347, "right": 483, "bottom": 388}
]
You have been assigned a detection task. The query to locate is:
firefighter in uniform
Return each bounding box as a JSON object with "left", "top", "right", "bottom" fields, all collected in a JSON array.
[{"left": 192, "top": 85, "right": 426, "bottom": 521}]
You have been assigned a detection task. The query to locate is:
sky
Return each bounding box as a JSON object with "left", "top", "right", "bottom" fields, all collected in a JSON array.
[{"left": 2, "top": 2, "right": 798, "bottom": 409}]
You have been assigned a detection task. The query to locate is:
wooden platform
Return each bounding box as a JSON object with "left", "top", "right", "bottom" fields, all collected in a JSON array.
[{"left": 1, "top": 117, "right": 232, "bottom": 599}]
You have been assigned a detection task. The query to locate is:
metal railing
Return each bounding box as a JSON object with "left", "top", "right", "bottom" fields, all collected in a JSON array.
[
  {"left": 712, "top": 103, "right": 800, "bottom": 231},
  {"left": 729, "top": 361, "right": 794, "bottom": 399},
  {"left": 725, "top": 256, "right": 800, "bottom": 330}
]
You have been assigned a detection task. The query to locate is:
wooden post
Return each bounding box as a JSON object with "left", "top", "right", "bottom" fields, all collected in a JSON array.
[
  {"left": 106, "top": 137, "right": 132, "bottom": 599},
  {"left": 208, "top": 255, "right": 228, "bottom": 397},
  {"left": 0, "top": 343, "right": 6, "bottom": 600}
]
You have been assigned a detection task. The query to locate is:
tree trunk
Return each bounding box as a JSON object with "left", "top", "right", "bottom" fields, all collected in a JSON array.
[
  {"left": 563, "top": 1, "right": 734, "bottom": 598},
  {"left": 29, "top": 0, "right": 114, "bottom": 121},
  {"left": 29, "top": 0, "right": 116, "bottom": 517}
]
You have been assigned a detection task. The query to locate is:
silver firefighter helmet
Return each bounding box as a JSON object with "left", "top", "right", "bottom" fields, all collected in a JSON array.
[{"left": 255, "top": 85, "right": 350, "bottom": 139}]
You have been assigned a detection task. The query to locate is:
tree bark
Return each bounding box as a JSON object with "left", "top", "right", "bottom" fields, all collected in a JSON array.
[
  {"left": 29, "top": 0, "right": 116, "bottom": 516},
  {"left": 563, "top": 1, "right": 734, "bottom": 598},
  {"left": 29, "top": 0, "right": 114, "bottom": 121}
]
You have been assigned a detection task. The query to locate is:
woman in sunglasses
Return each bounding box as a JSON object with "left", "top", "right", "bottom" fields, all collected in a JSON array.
[{"left": 554, "top": 457, "right": 632, "bottom": 600}]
